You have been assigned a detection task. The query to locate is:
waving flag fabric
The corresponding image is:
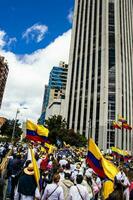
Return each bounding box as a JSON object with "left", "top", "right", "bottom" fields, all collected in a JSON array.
[
  {"left": 26, "top": 120, "right": 49, "bottom": 143},
  {"left": 37, "top": 124, "right": 49, "bottom": 137},
  {"left": 86, "top": 138, "right": 106, "bottom": 178},
  {"left": 30, "top": 148, "right": 40, "bottom": 190},
  {"left": 86, "top": 139, "right": 119, "bottom": 180},
  {"left": 122, "top": 123, "right": 132, "bottom": 130},
  {"left": 118, "top": 115, "right": 127, "bottom": 123},
  {"left": 112, "top": 121, "right": 121, "bottom": 129}
]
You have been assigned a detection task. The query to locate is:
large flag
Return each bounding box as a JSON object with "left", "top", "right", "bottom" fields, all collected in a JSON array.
[
  {"left": 26, "top": 120, "right": 48, "bottom": 143},
  {"left": 122, "top": 123, "right": 132, "bottom": 130},
  {"left": 30, "top": 148, "right": 40, "bottom": 189},
  {"left": 118, "top": 115, "right": 127, "bottom": 123},
  {"left": 86, "top": 138, "right": 106, "bottom": 178},
  {"left": 86, "top": 139, "right": 119, "bottom": 180},
  {"left": 37, "top": 124, "right": 49, "bottom": 137},
  {"left": 111, "top": 147, "right": 131, "bottom": 162},
  {"left": 112, "top": 121, "right": 121, "bottom": 129}
]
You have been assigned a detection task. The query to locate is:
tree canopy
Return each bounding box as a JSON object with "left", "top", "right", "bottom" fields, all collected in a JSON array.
[
  {"left": 0, "top": 119, "right": 22, "bottom": 139},
  {"left": 45, "top": 115, "right": 87, "bottom": 147}
]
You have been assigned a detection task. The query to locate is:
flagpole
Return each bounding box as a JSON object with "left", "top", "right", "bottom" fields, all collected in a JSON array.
[
  {"left": 122, "top": 122, "right": 124, "bottom": 150},
  {"left": 109, "top": 104, "right": 111, "bottom": 149}
]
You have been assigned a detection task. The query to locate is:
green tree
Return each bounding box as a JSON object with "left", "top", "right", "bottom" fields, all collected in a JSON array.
[
  {"left": 0, "top": 119, "right": 22, "bottom": 139},
  {"left": 45, "top": 115, "right": 87, "bottom": 147}
]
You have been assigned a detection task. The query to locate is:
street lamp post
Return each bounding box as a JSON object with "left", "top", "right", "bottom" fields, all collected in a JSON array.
[{"left": 11, "top": 107, "right": 28, "bottom": 142}]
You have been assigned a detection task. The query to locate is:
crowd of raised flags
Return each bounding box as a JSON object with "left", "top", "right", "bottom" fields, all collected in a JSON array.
[
  {"left": 0, "top": 116, "right": 133, "bottom": 199},
  {"left": 113, "top": 115, "right": 132, "bottom": 130},
  {"left": 23, "top": 119, "right": 133, "bottom": 198}
]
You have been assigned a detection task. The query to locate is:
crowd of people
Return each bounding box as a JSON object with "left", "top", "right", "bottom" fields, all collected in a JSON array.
[
  {"left": 0, "top": 142, "right": 10, "bottom": 163},
  {"left": 0, "top": 142, "right": 133, "bottom": 200}
]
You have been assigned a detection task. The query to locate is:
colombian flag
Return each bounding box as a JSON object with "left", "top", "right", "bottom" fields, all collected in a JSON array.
[
  {"left": 26, "top": 120, "right": 49, "bottom": 143},
  {"left": 118, "top": 115, "right": 127, "bottom": 123},
  {"left": 86, "top": 139, "right": 119, "bottom": 180},
  {"left": 112, "top": 121, "right": 121, "bottom": 129},
  {"left": 122, "top": 123, "right": 132, "bottom": 130}
]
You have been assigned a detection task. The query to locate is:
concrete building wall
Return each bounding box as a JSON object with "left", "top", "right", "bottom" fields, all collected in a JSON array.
[{"left": 65, "top": 0, "right": 133, "bottom": 150}]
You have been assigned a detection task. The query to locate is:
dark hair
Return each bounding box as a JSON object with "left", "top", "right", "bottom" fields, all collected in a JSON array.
[
  {"left": 65, "top": 173, "right": 71, "bottom": 179},
  {"left": 66, "top": 163, "right": 70, "bottom": 170},
  {"left": 108, "top": 189, "right": 123, "bottom": 200},
  {"left": 25, "top": 160, "right": 31, "bottom": 168},
  {"left": 76, "top": 175, "right": 83, "bottom": 184}
]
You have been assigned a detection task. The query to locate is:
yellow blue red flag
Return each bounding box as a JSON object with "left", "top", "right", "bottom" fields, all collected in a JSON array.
[
  {"left": 86, "top": 138, "right": 119, "bottom": 180},
  {"left": 118, "top": 115, "right": 127, "bottom": 123},
  {"left": 26, "top": 120, "right": 48, "bottom": 143},
  {"left": 36, "top": 124, "right": 49, "bottom": 137}
]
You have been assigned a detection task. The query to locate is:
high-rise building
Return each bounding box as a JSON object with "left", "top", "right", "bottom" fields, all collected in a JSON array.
[
  {"left": 65, "top": 0, "right": 133, "bottom": 150},
  {"left": 38, "top": 85, "right": 49, "bottom": 124},
  {"left": 48, "top": 61, "right": 68, "bottom": 105},
  {"left": 39, "top": 61, "right": 68, "bottom": 124},
  {"left": 0, "top": 55, "right": 9, "bottom": 108}
]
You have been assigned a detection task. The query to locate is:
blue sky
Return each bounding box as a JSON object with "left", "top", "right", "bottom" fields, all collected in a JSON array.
[
  {"left": 0, "top": 0, "right": 74, "bottom": 121},
  {"left": 0, "top": 0, "right": 74, "bottom": 54}
]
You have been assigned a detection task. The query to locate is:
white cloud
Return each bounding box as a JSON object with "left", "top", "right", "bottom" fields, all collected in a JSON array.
[
  {"left": 0, "top": 29, "right": 17, "bottom": 50},
  {"left": 0, "top": 30, "right": 6, "bottom": 48},
  {"left": 22, "top": 23, "right": 48, "bottom": 43},
  {"left": 0, "top": 29, "right": 71, "bottom": 123},
  {"left": 67, "top": 9, "right": 73, "bottom": 24},
  {"left": 7, "top": 37, "right": 17, "bottom": 47}
]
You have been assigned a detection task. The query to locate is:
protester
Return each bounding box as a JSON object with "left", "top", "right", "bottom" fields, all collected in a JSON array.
[
  {"left": 68, "top": 174, "right": 90, "bottom": 200},
  {"left": 14, "top": 163, "right": 40, "bottom": 200},
  {"left": 59, "top": 172, "right": 74, "bottom": 200},
  {"left": 41, "top": 173, "right": 64, "bottom": 200},
  {"left": 10, "top": 153, "right": 24, "bottom": 200},
  {"left": 128, "top": 169, "right": 133, "bottom": 200},
  {"left": 0, "top": 171, "right": 5, "bottom": 200}
]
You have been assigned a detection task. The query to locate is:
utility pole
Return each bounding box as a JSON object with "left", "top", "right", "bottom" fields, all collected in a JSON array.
[{"left": 11, "top": 109, "right": 20, "bottom": 142}]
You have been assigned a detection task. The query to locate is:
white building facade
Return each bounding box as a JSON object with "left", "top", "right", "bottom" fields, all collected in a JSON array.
[{"left": 65, "top": 0, "right": 133, "bottom": 150}]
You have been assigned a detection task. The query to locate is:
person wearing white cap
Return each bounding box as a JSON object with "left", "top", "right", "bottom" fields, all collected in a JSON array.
[{"left": 59, "top": 155, "right": 68, "bottom": 167}]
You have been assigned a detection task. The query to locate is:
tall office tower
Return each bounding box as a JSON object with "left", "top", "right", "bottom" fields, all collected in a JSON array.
[
  {"left": 48, "top": 61, "right": 68, "bottom": 105},
  {"left": 0, "top": 55, "right": 9, "bottom": 108},
  {"left": 38, "top": 85, "right": 49, "bottom": 124},
  {"left": 66, "top": 0, "right": 133, "bottom": 150},
  {"left": 38, "top": 61, "right": 68, "bottom": 124}
]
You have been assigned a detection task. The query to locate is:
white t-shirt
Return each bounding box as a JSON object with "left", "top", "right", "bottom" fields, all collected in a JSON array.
[
  {"left": 41, "top": 183, "right": 64, "bottom": 200},
  {"left": 59, "top": 159, "right": 68, "bottom": 166},
  {"left": 68, "top": 184, "right": 90, "bottom": 200}
]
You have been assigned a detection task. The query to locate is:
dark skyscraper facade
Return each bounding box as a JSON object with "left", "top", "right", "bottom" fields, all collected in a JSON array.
[
  {"left": 0, "top": 55, "right": 9, "bottom": 108},
  {"left": 65, "top": 0, "right": 133, "bottom": 150}
]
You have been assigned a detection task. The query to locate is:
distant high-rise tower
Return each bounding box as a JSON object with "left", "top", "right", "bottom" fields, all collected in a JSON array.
[
  {"left": 39, "top": 61, "right": 68, "bottom": 124},
  {"left": 66, "top": 0, "right": 133, "bottom": 150},
  {"left": 0, "top": 55, "right": 9, "bottom": 108}
]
